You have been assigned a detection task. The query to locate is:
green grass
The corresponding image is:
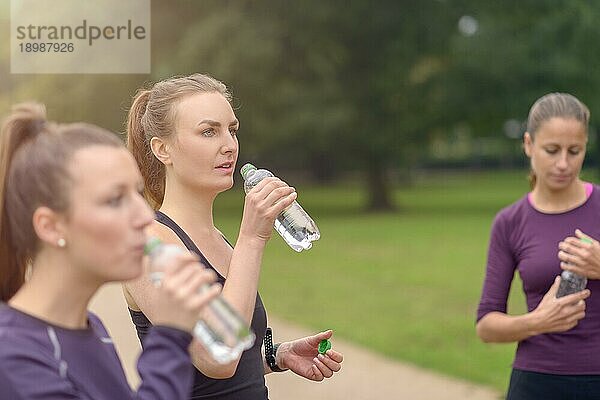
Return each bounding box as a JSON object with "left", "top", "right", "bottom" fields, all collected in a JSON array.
[{"left": 211, "top": 170, "right": 594, "bottom": 391}]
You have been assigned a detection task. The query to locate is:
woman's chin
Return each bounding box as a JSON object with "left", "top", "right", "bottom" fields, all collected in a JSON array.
[
  {"left": 114, "top": 260, "right": 145, "bottom": 282},
  {"left": 216, "top": 180, "right": 235, "bottom": 193}
]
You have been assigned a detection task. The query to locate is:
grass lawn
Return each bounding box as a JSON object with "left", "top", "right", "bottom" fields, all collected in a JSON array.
[{"left": 212, "top": 169, "right": 595, "bottom": 391}]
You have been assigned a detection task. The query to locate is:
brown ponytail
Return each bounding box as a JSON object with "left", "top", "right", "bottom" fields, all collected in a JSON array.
[
  {"left": 528, "top": 170, "right": 537, "bottom": 190},
  {"left": 127, "top": 89, "right": 165, "bottom": 210},
  {"left": 0, "top": 103, "right": 47, "bottom": 302},
  {"left": 126, "top": 73, "right": 232, "bottom": 210},
  {"left": 0, "top": 103, "right": 122, "bottom": 302}
]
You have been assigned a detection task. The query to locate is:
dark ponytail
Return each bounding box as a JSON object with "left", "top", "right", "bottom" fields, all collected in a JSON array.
[
  {"left": 528, "top": 170, "right": 537, "bottom": 190},
  {"left": 0, "top": 103, "right": 122, "bottom": 302},
  {"left": 0, "top": 103, "right": 47, "bottom": 301}
]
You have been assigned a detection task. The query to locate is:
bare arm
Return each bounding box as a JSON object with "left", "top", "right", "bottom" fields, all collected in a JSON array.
[
  {"left": 476, "top": 311, "right": 539, "bottom": 343},
  {"left": 216, "top": 177, "right": 296, "bottom": 324},
  {"left": 125, "top": 223, "right": 240, "bottom": 378},
  {"left": 126, "top": 178, "right": 297, "bottom": 378},
  {"left": 125, "top": 252, "right": 239, "bottom": 378}
]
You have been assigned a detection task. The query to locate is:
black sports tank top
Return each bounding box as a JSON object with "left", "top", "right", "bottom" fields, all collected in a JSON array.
[{"left": 129, "top": 211, "right": 269, "bottom": 400}]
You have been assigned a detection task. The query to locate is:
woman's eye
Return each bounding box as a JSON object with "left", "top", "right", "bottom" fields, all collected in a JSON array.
[
  {"left": 545, "top": 148, "right": 558, "bottom": 154},
  {"left": 202, "top": 128, "right": 216, "bottom": 137},
  {"left": 107, "top": 195, "right": 123, "bottom": 207},
  {"left": 569, "top": 149, "right": 581, "bottom": 155}
]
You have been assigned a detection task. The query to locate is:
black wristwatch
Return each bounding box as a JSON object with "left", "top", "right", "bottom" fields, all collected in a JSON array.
[{"left": 265, "top": 327, "right": 288, "bottom": 372}]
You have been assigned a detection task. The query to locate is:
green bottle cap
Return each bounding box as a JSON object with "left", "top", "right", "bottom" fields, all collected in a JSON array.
[
  {"left": 581, "top": 237, "right": 594, "bottom": 245},
  {"left": 240, "top": 163, "right": 257, "bottom": 180},
  {"left": 318, "top": 339, "right": 331, "bottom": 354},
  {"left": 144, "top": 237, "right": 162, "bottom": 255}
]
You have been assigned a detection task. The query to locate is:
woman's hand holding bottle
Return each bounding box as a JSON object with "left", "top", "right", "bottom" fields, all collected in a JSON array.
[
  {"left": 239, "top": 176, "right": 297, "bottom": 244},
  {"left": 559, "top": 229, "right": 600, "bottom": 279},
  {"left": 151, "top": 250, "right": 221, "bottom": 334},
  {"left": 529, "top": 276, "right": 590, "bottom": 335}
]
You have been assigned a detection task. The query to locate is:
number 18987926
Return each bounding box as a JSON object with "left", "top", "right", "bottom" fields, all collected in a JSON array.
[{"left": 19, "top": 42, "right": 74, "bottom": 52}]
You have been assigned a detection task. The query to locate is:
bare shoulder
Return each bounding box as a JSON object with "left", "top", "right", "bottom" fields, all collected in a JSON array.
[
  {"left": 147, "top": 220, "right": 184, "bottom": 246},
  {"left": 123, "top": 220, "right": 182, "bottom": 309}
]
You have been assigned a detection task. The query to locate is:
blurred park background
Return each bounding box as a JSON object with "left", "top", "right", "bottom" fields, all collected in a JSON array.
[{"left": 2, "top": 0, "right": 600, "bottom": 394}]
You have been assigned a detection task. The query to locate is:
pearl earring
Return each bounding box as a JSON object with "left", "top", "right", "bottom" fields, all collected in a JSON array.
[{"left": 57, "top": 238, "right": 66, "bottom": 248}]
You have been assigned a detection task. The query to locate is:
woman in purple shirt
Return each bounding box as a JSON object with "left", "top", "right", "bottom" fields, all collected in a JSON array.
[
  {"left": 0, "top": 103, "right": 220, "bottom": 399},
  {"left": 476, "top": 93, "right": 600, "bottom": 400}
]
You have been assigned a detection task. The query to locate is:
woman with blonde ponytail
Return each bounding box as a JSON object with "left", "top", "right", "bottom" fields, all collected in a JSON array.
[
  {"left": 127, "top": 89, "right": 167, "bottom": 209},
  {"left": 124, "top": 73, "right": 343, "bottom": 400},
  {"left": 476, "top": 93, "right": 600, "bottom": 400},
  {"left": 0, "top": 102, "right": 220, "bottom": 399}
]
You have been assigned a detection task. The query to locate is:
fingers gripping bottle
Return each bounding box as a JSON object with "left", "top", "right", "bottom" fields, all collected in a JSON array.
[
  {"left": 556, "top": 237, "right": 591, "bottom": 298},
  {"left": 240, "top": 163, "right": 320, "bottom": 252},
  {"left": 144, "top": 238, "right": 255, "bottom": 363}
]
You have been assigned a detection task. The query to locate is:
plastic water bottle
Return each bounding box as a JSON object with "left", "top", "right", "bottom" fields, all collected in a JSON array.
[
  {"left": 240, "top": 163, "right": 320, "bottom": 252},
  {"left": 556, "top": 271, "right": 587, "bottom": 298},
  {"left": 144, "top": 238, "right": 255, "bottom": 363},
  {"left": 556, "top": 237, "right": 591, "bottom": 298}
]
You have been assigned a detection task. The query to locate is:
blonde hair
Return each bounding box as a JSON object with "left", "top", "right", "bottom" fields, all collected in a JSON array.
[{"left": 126, "top": 73, "right": 231, "bottom": 209}]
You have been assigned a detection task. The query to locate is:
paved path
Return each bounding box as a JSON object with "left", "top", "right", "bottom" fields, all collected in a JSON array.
[{"left": 90, "top": 283, "right": 502, "bottom": 400}]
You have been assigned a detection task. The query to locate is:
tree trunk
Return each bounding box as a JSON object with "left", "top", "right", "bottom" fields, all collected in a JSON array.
[
  {"left": 309, "top": 152, "right": 337, "bottom": 183},
  {"left": 365, "top": 159, "right": 396, "bottom": 212}
]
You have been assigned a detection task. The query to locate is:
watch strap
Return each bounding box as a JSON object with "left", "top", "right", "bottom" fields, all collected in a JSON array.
[{"left": 265, "top": 327, "right": 287, "bottom": 372}]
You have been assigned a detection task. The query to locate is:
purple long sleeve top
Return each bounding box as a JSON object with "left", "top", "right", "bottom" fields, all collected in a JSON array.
[
  {"left": 0, "top": 303, "right": 195, "bottom": 399},
  {"left": 477, "top": 184, "right": 600, "bottom": 374}
]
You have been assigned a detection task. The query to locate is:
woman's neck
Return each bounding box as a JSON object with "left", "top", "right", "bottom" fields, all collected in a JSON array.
[
  {"left": 160, "top": 180, "right": 219, "bottom": 236},
  {"left": 9, "top": 251, "right": 99, "bottom": 329},
  {"left": 530, "top": 179, "right": 587, "bottom": 213}
]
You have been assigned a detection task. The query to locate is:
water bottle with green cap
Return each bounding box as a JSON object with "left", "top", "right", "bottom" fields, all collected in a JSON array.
[
  {"left": 240, "top": 163, "right": 320, "bottom": 252},
  {"left": 556, "top": 236, "right": 592, "bottom": 298},
  {"left": 145, "top": 237, "right": 255, "bottom": 363}
]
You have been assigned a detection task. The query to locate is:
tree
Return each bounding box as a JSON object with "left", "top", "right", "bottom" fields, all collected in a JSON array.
[
  {"left": 166, "top": 0, "right": 461, "bottom": 210},
  {"left": 446, "top": 1, "right": 600, "bottom": 148},
  {"left": 5, "top": 1, "right": 600, "bottom": 209}
]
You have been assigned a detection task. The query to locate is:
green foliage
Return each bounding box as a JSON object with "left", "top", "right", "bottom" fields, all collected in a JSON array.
[
  {"left": 448, "top": 0, "right": 600, "bottom": 133},
  {"left": 3, "top": 1, "right": 600, "bottom": 207}
]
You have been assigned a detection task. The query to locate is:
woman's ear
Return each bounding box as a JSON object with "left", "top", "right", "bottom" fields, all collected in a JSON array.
[
  {"left": 32, "top": 206, "right": 66, "bottom": 248},
  {"left": 523, "top": 132, "right": 533, "bottom": 158},
  {"left": 150, "top": 136, "right": 172, "bottom": 166}
]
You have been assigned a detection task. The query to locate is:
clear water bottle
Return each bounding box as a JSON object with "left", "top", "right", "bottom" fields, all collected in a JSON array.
[
  {"left": 556, "top": 271, "right": 587, "bottom": 298},
  {"left": 240, "top": 163, "right": 320, "bottom": 252},
  {"left": 145, "top": 238, "right": 255, "bottom": 363},
  {"left": 556, "top": 237, "right": 591, "bottom": 298}
]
